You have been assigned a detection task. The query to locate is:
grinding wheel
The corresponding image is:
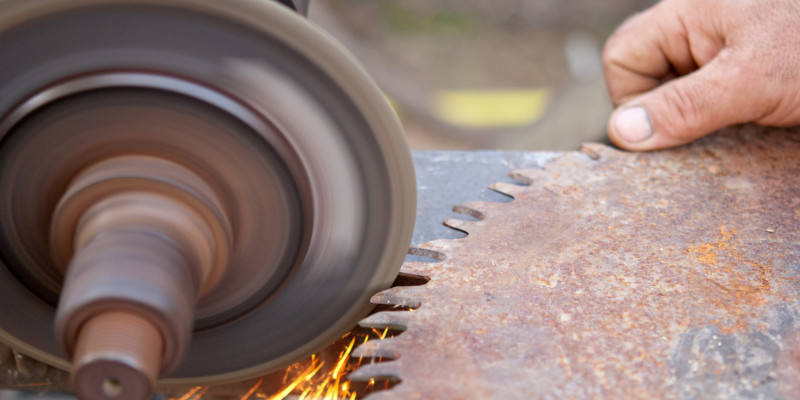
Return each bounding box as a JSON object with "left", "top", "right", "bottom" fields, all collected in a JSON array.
[{"left": 0, "top": 0, "right": 415, "bottom": 397}]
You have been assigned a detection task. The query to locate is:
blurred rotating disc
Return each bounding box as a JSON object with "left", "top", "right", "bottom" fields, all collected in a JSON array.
[{"left": 0, "top": 0, "right": 415, "bottom": 387}]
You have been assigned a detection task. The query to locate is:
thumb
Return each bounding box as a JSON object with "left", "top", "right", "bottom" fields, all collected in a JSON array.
[{"left": 607, "top": 56, "right": 760, "bottom": 151}]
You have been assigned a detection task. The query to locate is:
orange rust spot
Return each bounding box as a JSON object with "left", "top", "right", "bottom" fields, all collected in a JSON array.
[
  {"left": 719, "top": 225, "right": 734, "bottom": 242},
  {"left": 688, "top": 226, "right": 737, "bottom": 267},
  {"left": 689, "top": 243, "right": 718, "bottom": 266},
  {"left": 687, "top": 225, "right": 773, "bottom": 333},
  {"left": 562, "top": 185, "right": 580, "bottom": 195}
]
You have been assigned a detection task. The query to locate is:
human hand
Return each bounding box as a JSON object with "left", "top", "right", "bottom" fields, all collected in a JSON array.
[{"left": 603, "top": 0, "right": 800, "bottom": 150}]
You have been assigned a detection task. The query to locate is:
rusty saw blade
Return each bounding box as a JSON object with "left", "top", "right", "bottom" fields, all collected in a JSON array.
[{"left": 351, "top": 125, "right": 800, "bottom": 399}]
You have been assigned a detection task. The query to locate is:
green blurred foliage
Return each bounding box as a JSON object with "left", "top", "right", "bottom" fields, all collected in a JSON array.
[{"left": 378, "top": 3, "right": 481, "bottom": 35}]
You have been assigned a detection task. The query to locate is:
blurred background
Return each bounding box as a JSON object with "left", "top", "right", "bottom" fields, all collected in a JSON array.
[{"left": 309, "top": 0, "right": 658, "bottom": 151}]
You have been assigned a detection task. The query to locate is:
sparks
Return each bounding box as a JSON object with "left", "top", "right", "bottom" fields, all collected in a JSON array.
[
  {"left": 193, "top": 387, "right": 210, "bottom": 399},
  {"left": 240, "top": 378, "right": 263, "bottom": 400},
  {"left": 268, "top": 362, "right": 323, "bottom": 400},
  {"left": 170, "top": 327, "right": 397, "bottom": 400},
  {"left": 174, "top": 386, "right": 202, "bottom": 400},
  {"left": 267, "top": 328, "right": 394, "bottom": 398},
  {"left": 332, "top": 337, "right": 356, "bottom": 379}
]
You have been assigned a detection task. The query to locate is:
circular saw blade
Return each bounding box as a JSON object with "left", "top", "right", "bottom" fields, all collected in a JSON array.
[
  {"left": 353, "top": 126, "right": 800, "bottom": 399},
  {"left": 0, "top": 0, "right": 415, "bottom": 387}
]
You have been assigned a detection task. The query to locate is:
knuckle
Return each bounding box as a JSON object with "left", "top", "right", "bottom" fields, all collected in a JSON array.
[
  {"left": 601, "top": 36, "right": 624, "bottom": 67},
  {"left": 601, "top": 14, "right": 645, "bottom": 67},
  {"left": 659, "top": 84, "right": 704, "bottom": 139},
  {"left": 722, "top": 61, "right": 754, "bottom": 85}
]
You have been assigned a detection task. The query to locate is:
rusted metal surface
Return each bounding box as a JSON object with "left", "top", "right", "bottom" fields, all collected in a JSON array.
[{"left": 353, "top": 125, "right": 800, "bottom": 399}]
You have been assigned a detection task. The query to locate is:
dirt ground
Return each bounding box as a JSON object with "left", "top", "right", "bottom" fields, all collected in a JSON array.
[{"left": 309, "top": 0, "right": 658, "bottom": 151}]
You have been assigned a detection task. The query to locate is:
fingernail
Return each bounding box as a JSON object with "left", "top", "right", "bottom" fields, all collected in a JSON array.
[{"left": 614, "top": 106, "right": 652, "bottom": 143}]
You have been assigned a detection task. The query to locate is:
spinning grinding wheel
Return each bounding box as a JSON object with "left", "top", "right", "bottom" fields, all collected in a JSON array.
[{"left": 0, "top": 1, "right": 415, "bottom": 399}]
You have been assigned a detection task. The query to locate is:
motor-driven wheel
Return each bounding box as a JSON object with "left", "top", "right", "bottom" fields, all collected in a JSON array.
[{"left": 0, "top": 1, "right": 415, "bottom": 399}]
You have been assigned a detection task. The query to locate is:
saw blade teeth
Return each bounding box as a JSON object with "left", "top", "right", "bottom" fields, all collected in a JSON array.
[
  {"left": 551, "top": 151, "right": 600, "bottom": 167},
  {"left": 442, "top": 218, "right": 480, "bottom": 235},
  {"left": 399, "top": 262, "right": 436, "bottom": 278},
  {"left": 579, "top": 142, "right": 624, "bottom": 161},
  {"left": 346, "top": 360, "right": 401, "bottom": 382},
  {"left": 452, "top": 201, "right": 496, "bottom": 220},
  {"left": 489, "top": 182, "right": 527, "bottom": 198},
  {"left": 358, "top": 311, "right": 414, "bottom": 331},
  {"left": 351, "top": 337, "right": 401, "bottom": 359},
  {"left": 409, "top": 239, "right": 456, "bottom": 261},
  {"left": 508, "top": 168, "right": 548, "bottom": 185},
  {"left": 370, "top": 287, "right": 423, "bottom": 309}
]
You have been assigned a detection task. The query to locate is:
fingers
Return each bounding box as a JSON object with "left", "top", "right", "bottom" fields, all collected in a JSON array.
[
  {"left": 603, "top": 4, "right": 684, "bottom": 105},
  {"left": 603, "top": 0, "right": 722, "bottom": 106},
  {"left": 603, "top": 0, "right": 800, "bottom": 151},
  {"left": 607, "top": 54, "right": 762, "bottom": 150}
]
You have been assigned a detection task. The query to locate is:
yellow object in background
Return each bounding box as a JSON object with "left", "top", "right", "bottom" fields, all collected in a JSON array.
[{"left": 435, "top": 89, "right": 550, "bottom": 128}]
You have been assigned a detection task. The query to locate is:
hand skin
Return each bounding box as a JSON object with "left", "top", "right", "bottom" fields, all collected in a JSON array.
[{"left": 603, "top": 0, "right": 800, "bottom": 150}]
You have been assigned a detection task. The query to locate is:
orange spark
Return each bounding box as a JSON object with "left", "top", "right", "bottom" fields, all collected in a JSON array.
[
  {"left": 268, "top": 362, "right": 322, "bottom": 400},
  {"left": 332, "top": 338, "right": 356, "bottom": 379},
  {"left": 259, "top": 327, "right": 397, "bottom": 399},
  {"left": 240, "top": 378, "right": 263, "bottom": 400},
  {"left": 175, "top": 386, "right": 202, "bottom": 400},
  {"left": 193, "top": 387, "right": 210, "bottom": 399}
]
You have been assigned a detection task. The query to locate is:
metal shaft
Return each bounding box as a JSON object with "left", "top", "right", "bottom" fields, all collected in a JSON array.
[
  {"left": 71, "top": 311, "right": 163, "bottom": 400},
  {"left": 50, "top": 156, "right": 232, "bottom": 400}
]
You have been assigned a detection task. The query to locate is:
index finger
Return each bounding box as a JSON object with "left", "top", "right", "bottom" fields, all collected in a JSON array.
[{"left": 602, "top": 1, "right": 699, "bottom": 106}]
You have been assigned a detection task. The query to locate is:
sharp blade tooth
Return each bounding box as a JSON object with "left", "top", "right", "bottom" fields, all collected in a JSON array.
[
  {"left": 399, "top": 262, "right": 435, "bottom": 278},
  {"left": 554, "top": 151, "right": 597, "bottom": 166},
  {"left": 452, "top": 201, "right": 494, "bottom": 220},
  {"left": 359, "top": 311, "right": 413, "bottom": 331},
  {"left": 509, "top": 168, "right": 548, "bottom": 185},
  {"left": 371, "top": 286, "right": 423, "bottom": 308},
  {"left": 580, "top": 142, "right": 621, "bottom": 160},
  {"left": 351, "top": 337, "right": 400, "bottom": 359},
  {"left": 443, "top": 218, "right": 477, "bottom": 234},
  {"left": 409, "top": 239, "right": 454, "bottom": 261},
  {"left": 347, "top": 361, "right": 401, "bottom": 381},
  {"left": 489, "top": 182, "right": 526, "bottom": 198}
]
